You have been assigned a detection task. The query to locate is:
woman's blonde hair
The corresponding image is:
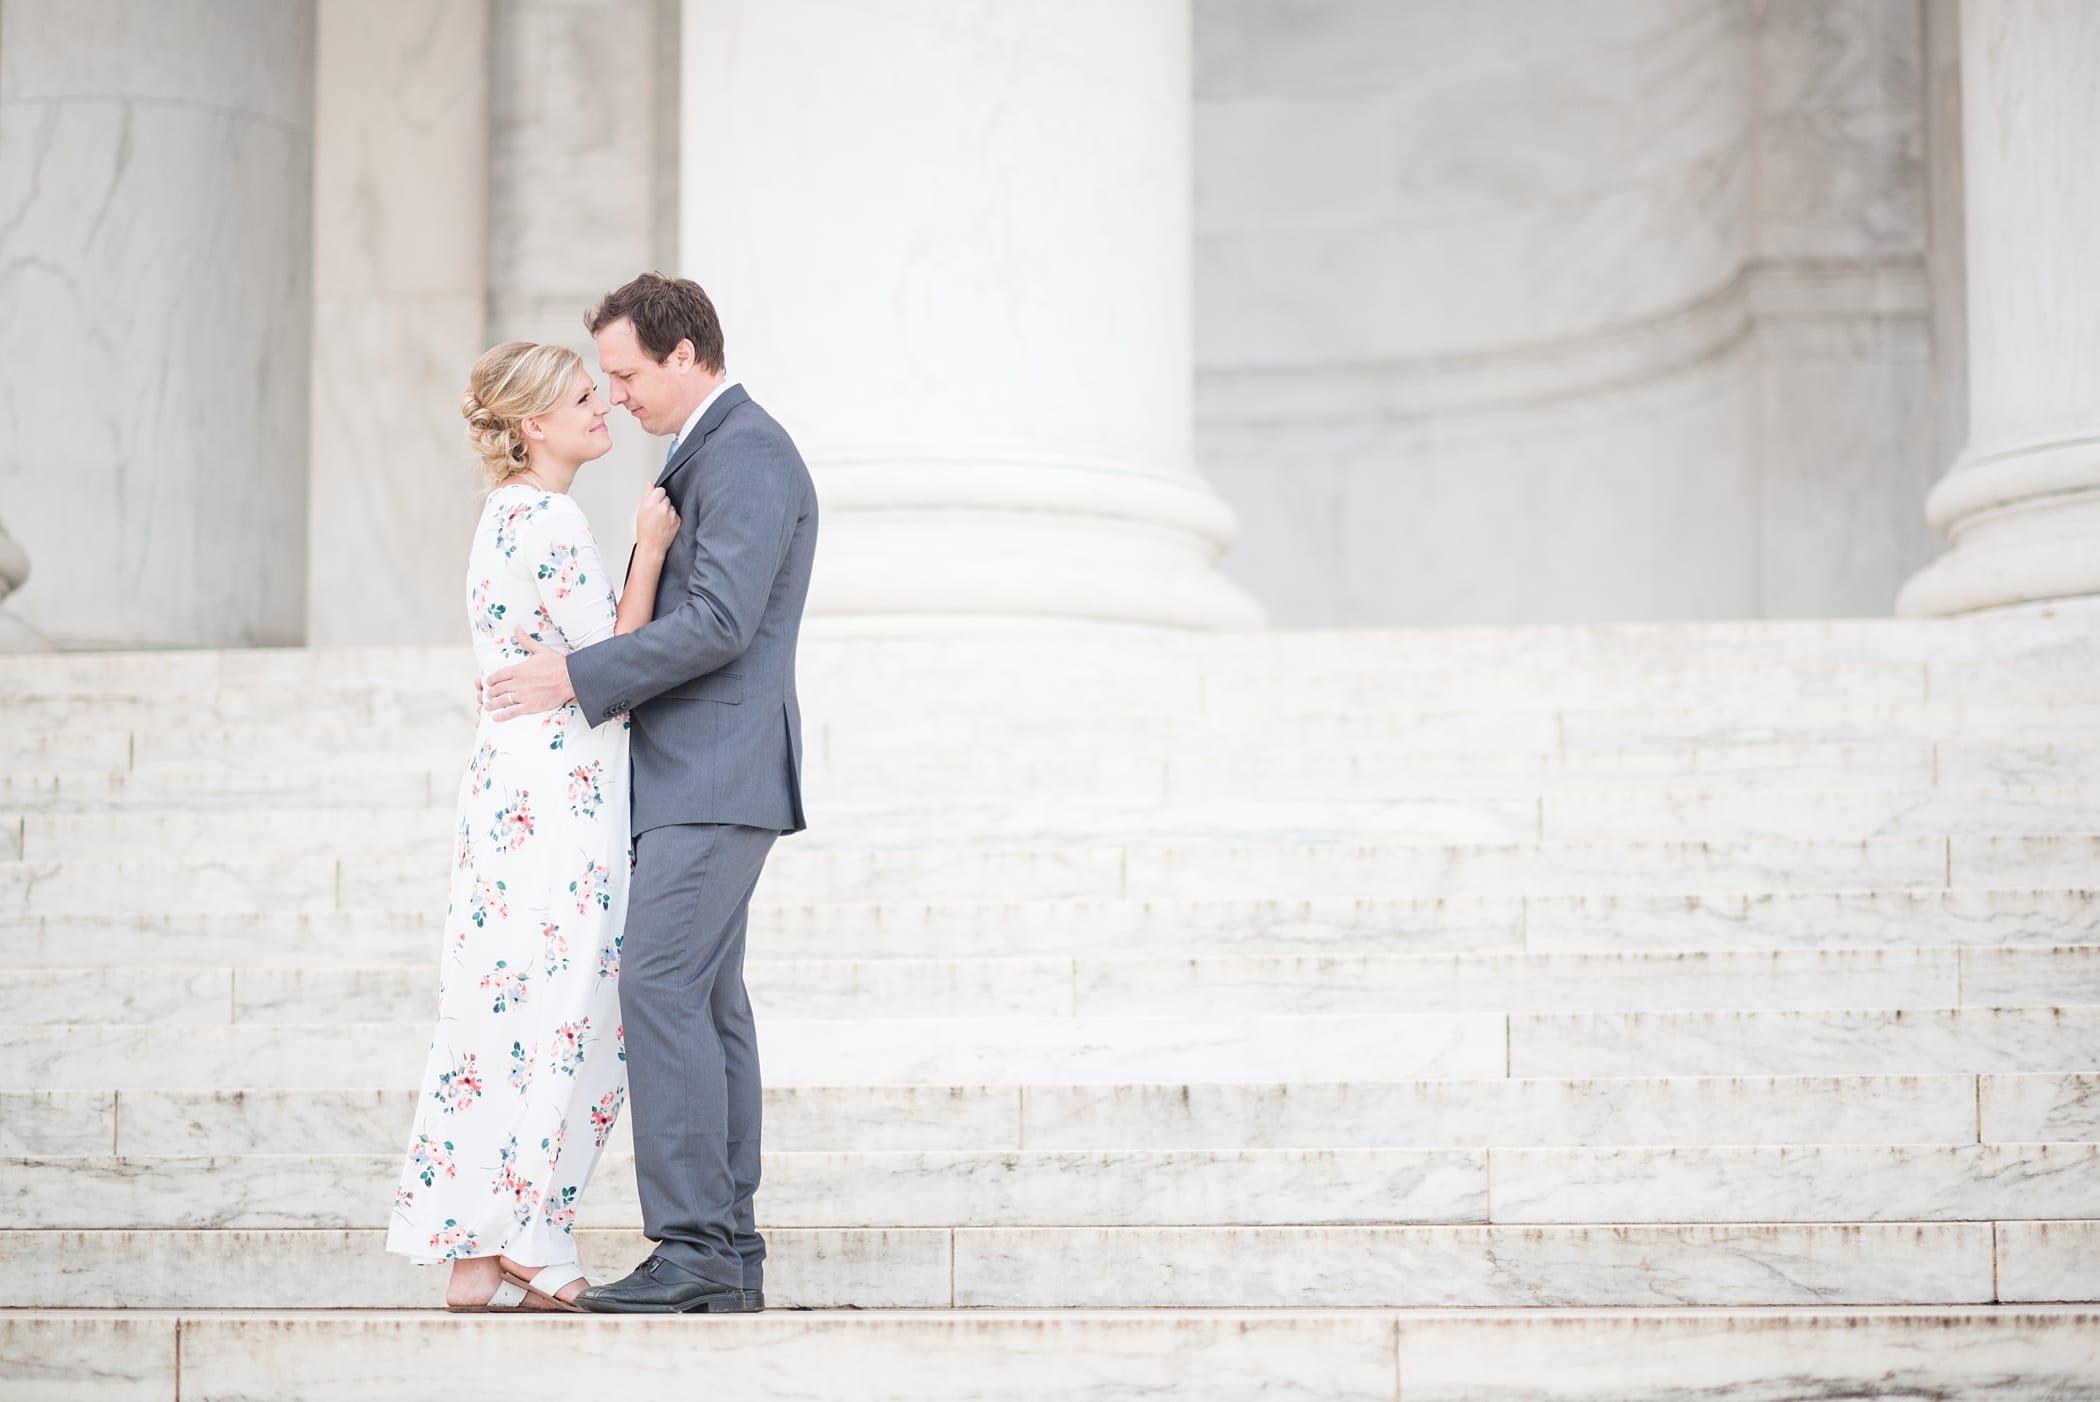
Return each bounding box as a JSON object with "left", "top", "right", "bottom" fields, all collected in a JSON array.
[{"left": 461, "top": 340, "right": 586, "bottom": 489}]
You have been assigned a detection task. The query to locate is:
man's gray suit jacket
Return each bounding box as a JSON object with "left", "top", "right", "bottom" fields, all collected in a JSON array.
[{"left": 568, "top": 384, "right": 818, "bottom": 836}]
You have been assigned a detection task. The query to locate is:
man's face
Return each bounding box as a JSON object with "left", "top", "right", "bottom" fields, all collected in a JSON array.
[{"left": 594, "top": 316, "right": 694, "bottom": 437}]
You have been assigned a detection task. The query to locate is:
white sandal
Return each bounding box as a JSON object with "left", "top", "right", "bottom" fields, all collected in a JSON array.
[
  {"left": 445, "top": 1276, "right": 534, "bottom": 1314},
  {"left": 500, "top": 1260, "right": 592, "bottom": 1314}
]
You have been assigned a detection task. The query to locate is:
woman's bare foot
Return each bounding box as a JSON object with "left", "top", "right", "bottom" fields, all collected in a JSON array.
[
  {"left": 445, "top": 1255, "right": 563, "bottom": 1311},
  {"left": 445, "top": 1256, "right": 505, "bottom": 1310},
  {"left": 498, "top": 1256, "right": 587, "bottom": 1305}
]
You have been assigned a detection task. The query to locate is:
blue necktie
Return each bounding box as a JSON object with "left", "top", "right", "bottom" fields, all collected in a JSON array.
[{"left": 664, "top": 436, "right": 678, "bottom": 466}]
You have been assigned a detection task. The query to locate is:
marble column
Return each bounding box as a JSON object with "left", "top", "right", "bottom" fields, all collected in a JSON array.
[
  {"left": 307, "top": 0, "right": 490, "bottom": 644},
  {"left": 681, "top": 0, "right": 1260, "bottom": 628},
  {"left": 1899, "top": 0, "right": 2100, "bottom": 615},
  {"left": 0, "top": 516, "right": 41, "bottom": 651},
  {"left": 0, "top": 0, "right": 314, "bottom": 649},
  {"left": 487, "top": 0, "right": 682, "bottom": 574}
]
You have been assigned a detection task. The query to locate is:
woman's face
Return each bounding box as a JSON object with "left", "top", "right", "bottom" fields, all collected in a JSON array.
[{"left": 525, "top": 367, "right": 613, "bottom": 466}]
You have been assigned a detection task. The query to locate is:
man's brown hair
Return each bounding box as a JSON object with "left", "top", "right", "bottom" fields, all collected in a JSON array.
[{"left": 586, "top": 273, "right": 726, "bottom": 373}]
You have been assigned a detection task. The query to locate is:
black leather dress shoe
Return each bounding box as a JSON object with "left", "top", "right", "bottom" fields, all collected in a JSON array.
[{"left": 575, "top": 1254, "right": 755, "bottom": 1314}]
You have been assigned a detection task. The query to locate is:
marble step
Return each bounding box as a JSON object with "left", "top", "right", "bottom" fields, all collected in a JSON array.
[
  {"left": 1486, "top": 1144, "right": 2100, "bottom": 1223},
  {"left": 0, "top": 659, "right": 1902, "bottom": 716},
  {"left": 0, "top": 1227, "right": 931, "bottom": 1310},
  {"left": 6, "top": 629, "right": 2093, "bottom": 700},
  {"left": 806, "top": 734, "right": 2100, "bottom": 797},
  {"left": 0, "top": 741, "right": 1970, "bottom": 814},
  {"left": 397, "top": 834, "right": 2100, "bottom": 903},
  {"left": 9, "top": 659, "right": 1976, "bottom": 738},
  {"left": 1509, "top": 1007, "right": 2100, "bottom": 1077},
  {"left": 21, "top": 1073, "right": 2070, "bottom": 1158},
  {"left": 0, "top": 1013, "right": 1510, "bottom": 1089},
  {"left": 10, "top": 1005, "right": 2100, "bottom": 1091},
  {"left": 4, "top": 1221, "right": 2085, "bottom": 1308},
  {"left": 1537, "top": 786, "right": 2100, "bottom": 842},
  {"left": 7, "top": 888, "right": 2093, "bottom": 967},
  {"left": 22, "top": 738, "right": 2097, "bottom": 815},
  {"left": 9, "top": 834, "right": 2060, "bottom": 914},
  {"left": 8, "top": 614, "right": 2086, "bottom": 687},
  {"left": 17, "top": 696, "right": 2100, "bottom": 780},
  {"left": 10, "top": 1306, "right": 2098, "bottom": 1402},
  {"left": 16, "top": 946, "right": 2100, "bottom": 1027},
  {"left": 12, "top": 1143, "right": 2100, "bottom": 1232},
  {"left": 0, "top": 1148, "right": 1491, "bottom": 1229},
  {"left": 21, "top": 787, "right": 2100, "bottom": 863}
]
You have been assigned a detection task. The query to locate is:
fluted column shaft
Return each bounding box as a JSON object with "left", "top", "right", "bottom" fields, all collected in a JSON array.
[
  {"left": 1899, "top": 0, "right": 2100, "bottom": 615},
  {"left": 680, "top": 0, "right": 1260, "bottom": 628}
]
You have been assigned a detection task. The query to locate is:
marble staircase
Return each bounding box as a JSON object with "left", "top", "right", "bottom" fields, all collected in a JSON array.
[{"left": 4, "top": 616, "right": 2100, "bottom": 1398}]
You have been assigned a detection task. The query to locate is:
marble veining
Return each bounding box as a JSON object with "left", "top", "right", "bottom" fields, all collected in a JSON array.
[{"left": 952, "top": 1223, "right": 1994, "bottom": 1308}]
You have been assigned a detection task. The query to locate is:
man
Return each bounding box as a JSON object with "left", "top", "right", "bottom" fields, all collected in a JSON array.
[{"left": 485, "top": 272, "right": 818, "bottom": 1313}]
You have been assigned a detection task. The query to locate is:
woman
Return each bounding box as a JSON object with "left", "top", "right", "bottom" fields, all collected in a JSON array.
[{"left": 386, "top": 341, "right": 678, "bottom": 1311}]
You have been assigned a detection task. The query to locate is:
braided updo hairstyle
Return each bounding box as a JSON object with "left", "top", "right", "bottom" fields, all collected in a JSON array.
[{"left": 461, "top": 340, "right": 587, "bottom": 489}]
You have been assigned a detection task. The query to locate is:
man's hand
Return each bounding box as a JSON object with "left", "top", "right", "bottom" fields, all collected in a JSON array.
[{"left": 484, "top": 628, "right": 577, "bottom": 721}]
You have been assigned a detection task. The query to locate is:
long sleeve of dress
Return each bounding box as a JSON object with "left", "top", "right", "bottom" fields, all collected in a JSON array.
[{"left": 517, "top": 494, "right": 619, "bottom": 653}]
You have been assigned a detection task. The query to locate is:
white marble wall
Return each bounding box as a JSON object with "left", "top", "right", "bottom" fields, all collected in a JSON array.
[
  {"left": 307, "top": 0, "right": 489, "bottom": 645},
  {"left": 0, "top": 0, "right": 315, "bottom": 648},
  {"left": 486, "top": 0, "right": 682, "bottom": 573},
  {"left": 1194, "top": 0, "right": 1940, "bottom": 625}
]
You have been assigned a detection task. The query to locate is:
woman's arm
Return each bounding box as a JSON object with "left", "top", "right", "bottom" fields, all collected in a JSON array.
[{"left": 615, "top": 486, "right": 680, "bottom": 636}]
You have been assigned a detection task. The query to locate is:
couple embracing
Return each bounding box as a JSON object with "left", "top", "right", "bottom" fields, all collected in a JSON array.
[{"left": 382, "top": 273, "right": 818, "bottom": 1314}]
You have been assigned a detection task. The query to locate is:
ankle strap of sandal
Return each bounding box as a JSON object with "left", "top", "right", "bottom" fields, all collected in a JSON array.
[{"left": 520, "top": 1261, "right": 588, "bottom": 1299}]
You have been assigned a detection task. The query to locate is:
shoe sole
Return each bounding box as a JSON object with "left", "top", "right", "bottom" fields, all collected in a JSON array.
[
  {"left": 580, "top": 1290, "right": 761, "bottom": 1315},
  {"left": 671, "top": 1295, "right": 756, "bottom": 1314}
]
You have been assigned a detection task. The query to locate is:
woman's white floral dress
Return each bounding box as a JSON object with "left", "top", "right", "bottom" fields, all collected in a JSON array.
[{"left": 387, "top": 483, "right": 631, "bottom": 1266}]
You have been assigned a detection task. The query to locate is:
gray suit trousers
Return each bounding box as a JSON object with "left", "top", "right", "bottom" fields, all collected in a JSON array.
[{"left": 620, "top": 821, "right": 777, "bottom": 1289}]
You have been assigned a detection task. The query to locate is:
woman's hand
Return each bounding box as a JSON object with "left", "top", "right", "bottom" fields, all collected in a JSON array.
[{"left": 635, "top": 486, "right": 680, "bottom": 557}]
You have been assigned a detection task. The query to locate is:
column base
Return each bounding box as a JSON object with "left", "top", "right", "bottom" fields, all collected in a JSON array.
[
  {"left": 806, "top": 458, "right": 1264, "bottom": 630},
  {"left": 1897, "top": 438, "right": 2100, "bottom": 617},
  {"left": 0, "top": 520, "right": 43, "bottom": 651}
]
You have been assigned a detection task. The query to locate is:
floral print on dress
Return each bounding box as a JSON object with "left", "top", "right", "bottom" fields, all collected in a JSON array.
[
  {"left": 508, "top": 1039, "right": 537, "bottom": 1094},
  {"left": 408, "top": 1135, "right": 457, "bottom": 1186},
  {"left": 389, "top": 483, "right": 630, "bottom": 1269},
  {"left": 543, "top": 1185, "right": 578, "bottom": 1235},
  {"left": 571, "top": 860, "right": 612, "bottom": 914},
  {"left": 469, "top": 742, "right": 498, "bottom": 792},
  {"left": 538, "top": 541, "right": 589, "bottom": 599},
  {"left": 429, "top": 1220, "right": 481, "bottom": 1259},
  {"left": 550, "top": 1018, "right": 591, "bottom": 1078},
  {"left": 432, "top": 1054, "right": 484, "bottom": 1114},
  {"left": 468, "top": 876, "right": 510, "bottom": 928},
  {"left": 470, "top": 581, "right": 507, "bottom": 643},
  {"left": 489, "top": 790, "right": 535, "bottom": 850},
  {"left": 493, "top": 495, "right": 552, "bottom": 559},
  {"left": 540, "top": 920, "right": 570, "bottom": 977},
  {"left": 567, "top": 761, "right": 603, "bottom": 819},
  {"left": 589, "top": 1086, "right": 625, "bottom": 1147},
  {"left": 497, "top": 1135, "right": 540, "bottom": 1227},
  {"left": 480, "top": 961, "right": 528, "bottom": 1013}
]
